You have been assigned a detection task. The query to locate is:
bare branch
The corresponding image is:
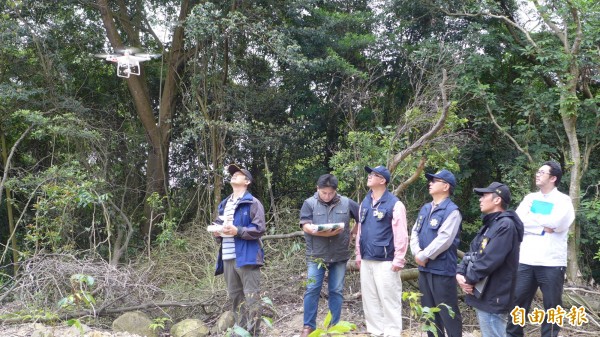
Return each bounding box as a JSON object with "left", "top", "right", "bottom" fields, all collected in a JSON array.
[
  {"left": 389, "top": 69, "right": 450, "bottom": 171},
  {"left": 531, "top": 0, "right": 567, "bottom": 48},
  {"left": 438, "top": 7, "right": 539, "bottom": 51},
  {"left": 0, "top": 125, "right": 34, "bottom": 205},
  {"left": 393, "top": 156, "right": 426, "bottom": 195},
  {"left": 485, "top": 103, "right": 534, "bottom": 165}
]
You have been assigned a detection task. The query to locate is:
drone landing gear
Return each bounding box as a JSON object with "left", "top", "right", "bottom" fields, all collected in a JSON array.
[{"left": 117, "top": 60, "right": 141, "bottom": 78}]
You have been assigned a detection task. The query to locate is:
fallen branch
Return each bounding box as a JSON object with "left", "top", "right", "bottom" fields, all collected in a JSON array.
[
  {"left": 0, "top": 301, "right": 213, "bottom": 325},
  {"left": 262, "top": 231, "right": 303, "bottom": 240}
]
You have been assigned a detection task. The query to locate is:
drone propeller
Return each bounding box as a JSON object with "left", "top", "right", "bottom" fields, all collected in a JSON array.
[
  {"left": 93, "top": 53, "right": 111, "bottom": 59},
  {"left": 136, "top": 53, "right": 161, "bottom": 59},
  {"left": 115, "top": 46, "right": 142, "bottom": 55}
]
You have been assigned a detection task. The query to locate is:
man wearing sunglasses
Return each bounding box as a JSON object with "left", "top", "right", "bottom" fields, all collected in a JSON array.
[
  {"left": 506, "top": 161, "right": 575, "bottom": 337},
  {"left": 410, "top": 169, "right": 463, "bottom": 337}
]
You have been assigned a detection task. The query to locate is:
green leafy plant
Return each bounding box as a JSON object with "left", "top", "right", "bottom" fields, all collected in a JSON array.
[
  {"left": 149, "top": 317, "right": 172, "bottom": 331},
  {"left": 308, "top": 311, "right": 357, "bottom": 336},
  {"left": 58, "top": 274, "right": 96, "bottom": 309},
  {"left": 403, "top": 291, "right": 454, "bottom": 337},
  {"left": 225, "top": 297, "right": 276, "bottom": 337},
  {"left": 58, "top": 274, "right": 96, "bottom": 336}
]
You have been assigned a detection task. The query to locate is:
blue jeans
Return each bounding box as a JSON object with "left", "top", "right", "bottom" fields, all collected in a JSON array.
[
  {"left": 303, "top": 260, "right": 347, "bottom": 329},
  {"left": 506, "top": 264, "right": 565, "bottom": 337},
  {"left": 477, "top": 309, "right": 507, "bottom": 337}
]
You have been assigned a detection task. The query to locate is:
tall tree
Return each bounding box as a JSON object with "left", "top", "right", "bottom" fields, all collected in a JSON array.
[
  {"left": 438, "top": 0, "right": 600, "bottom": 283},
  {"left": 94, "top": 0, "right": 193, "bottom": 238}
]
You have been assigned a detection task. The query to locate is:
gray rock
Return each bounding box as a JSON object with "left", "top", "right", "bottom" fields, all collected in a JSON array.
[
  {"left": 212, "top": 311, "right": 235, "bottom": 334},
  {"left": 170, "top": 319, "right": 209, "bottom": 337},
  {"left": 112, "top": 311, "right": 158, "bottom": 337},
  {"left": 31, "top": 323, "right": 52, "bottom": 337}
]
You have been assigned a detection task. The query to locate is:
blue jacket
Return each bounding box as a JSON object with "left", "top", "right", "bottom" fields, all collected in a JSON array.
[
  {"left": 415, "top": 198, "right": 461, "bottom": 276},
  {"left": 359, "top": 190, "right": 399, "bottom": 261},
  {"left": 214, "top": 191, "right": 266, "bottom": 275}
]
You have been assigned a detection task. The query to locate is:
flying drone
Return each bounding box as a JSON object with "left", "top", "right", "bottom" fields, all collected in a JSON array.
[{"left": 94, "top": 47, "right": 160, "bottom": 78}]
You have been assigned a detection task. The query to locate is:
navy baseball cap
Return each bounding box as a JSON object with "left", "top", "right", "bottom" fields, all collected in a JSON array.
[
  {"left": 425, "top": 169, "right": 456, "bottom": 188},
  {"left": 474, "top": 182, "right": 511, "bottom": 204},
  {"left": 365, "top": 165, "right": 391, "bottom": 184},
  {"left": 228, "top": 164, "right": 253, "bottom": 182}
]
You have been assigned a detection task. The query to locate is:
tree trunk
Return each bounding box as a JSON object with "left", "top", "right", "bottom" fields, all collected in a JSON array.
[
  {"left": 96, "top": 0, "right": 190, "bottom": 239},
  {"left": 562, "top": 89, "right": 582, "bottom": 284},
  {"left": 0, "top": 128, "right": 19, "bottom": 276}
]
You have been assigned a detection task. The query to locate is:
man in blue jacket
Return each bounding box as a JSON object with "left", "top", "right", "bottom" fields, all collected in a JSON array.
[
  {"left": 410, "top": 169, "right": 462, "bottom": 337},
  {"left": 213, "top": 164, "right": 266, "bottom": 336},
  {"left": 456, "top": 182, "right": 524, "bottom": 337}
]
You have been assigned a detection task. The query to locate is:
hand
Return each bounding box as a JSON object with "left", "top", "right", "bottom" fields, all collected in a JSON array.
[
  {"left": 356, "top": 260, "right": 361, "bottom": 269},
  {"left": 222, "top": 224, "right": 238, "bottom": 236},
  {"left": 456, "top": 274, "right": 473, "bottom": 295},
  {"left": 414, "top": 255, "right": 428, "bottom": 267},
  {"left": 327, "top": 227, "right": 343, "bottom": 236},
  {"left": 391, "top": 264, "right": 401, "bottom": 272},
  {"left": 543, "top": 227, "right": 554, "bottom": 234}
]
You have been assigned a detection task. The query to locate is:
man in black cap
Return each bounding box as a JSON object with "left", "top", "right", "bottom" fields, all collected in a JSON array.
[
  {"left": 410, "top": 169, "right": 462, "bottom": 337},
  {"left": 213, "top": 164, "right": 266, "bottom": 336},
  {"left": 355, "top": 165, "right": 408, "bottom": 336},
  {"left": 456, "top": 182, "right": 524, "bottom": 337}
]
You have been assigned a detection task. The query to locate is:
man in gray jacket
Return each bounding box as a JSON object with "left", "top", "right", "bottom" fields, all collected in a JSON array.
[{"left": 298, "top": 174, "right": 359, "bottom": 337}]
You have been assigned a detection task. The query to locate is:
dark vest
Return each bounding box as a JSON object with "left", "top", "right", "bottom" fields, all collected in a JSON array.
[
  {"left": 359, "top": 190, "right": 399, "bottom": 261},
  {"left": 304, "top": 195, "right": 352, "bottom": 262},
  {"left": 415, "top": 198, "right": 461, "bottom": 276}
]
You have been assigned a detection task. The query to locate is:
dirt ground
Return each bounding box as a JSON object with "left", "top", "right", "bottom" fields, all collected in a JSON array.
[{"left": 0, "top": 296, "right": 596, "bottom": 337}]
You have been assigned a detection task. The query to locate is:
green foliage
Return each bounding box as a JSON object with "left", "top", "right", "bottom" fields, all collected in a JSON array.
[
  {"left": 225, "top": 297, "right": 276, "bottom": 337},
  {"left": 149, "top": 317, "right": 172, "bottom": 331},
  {"left": 66, "top": 318, "right": 84, "bottom": 336},
  {"left": 15, "top": 162, "right": 110, "bottom": 254},
  {"left": 0, "top": 309, "right": 59, "bottom": 322},
  {"left": 403, "top": 291, "right": 454, "bottom": 337},
  {"left": 308, "top": 311, "right": 357, "bottom": 336},
  {"left": 57, "top": 274, "right": 96, "bottom": 310},
  {"left": 57, "top": 274, "right": 96, "bottom": 335},
  {"left": 580, "top": 196, "right": 600, "bottom": 279}
]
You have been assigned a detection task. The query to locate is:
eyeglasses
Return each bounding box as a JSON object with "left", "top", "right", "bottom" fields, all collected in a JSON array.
[
  {"left": 535, "top": 170, "right": 551, "bottom": 176},
  {"left": 368, "top": 172, "right": 384, "bottom": 179},
  {"left": 430, "top": 179, "right": 447, "bottom": 184}
]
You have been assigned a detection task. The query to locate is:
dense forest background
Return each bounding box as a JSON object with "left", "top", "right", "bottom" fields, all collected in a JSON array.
[{"left": 1, "top": 0, "right": 600, "bottom": 329}]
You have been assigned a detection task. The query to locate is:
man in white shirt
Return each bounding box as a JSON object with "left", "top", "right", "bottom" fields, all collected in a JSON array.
[{"left": 506, "top": 161, "right": 575, "bottom": 337}]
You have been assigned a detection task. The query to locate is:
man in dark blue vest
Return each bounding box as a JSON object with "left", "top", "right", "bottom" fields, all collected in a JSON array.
[
  {"left": 410, "top": 169, "right": 462, "bottom": 337},
  {"left": 355, "top": 165, "right": 408, "bottom": 336}
]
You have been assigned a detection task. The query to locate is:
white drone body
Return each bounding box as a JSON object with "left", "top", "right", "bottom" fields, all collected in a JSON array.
[{"left": 95, "top": 48, "right": 160, "bottom": 78}]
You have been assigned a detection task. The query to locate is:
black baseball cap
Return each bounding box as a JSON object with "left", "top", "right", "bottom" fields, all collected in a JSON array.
[
  {"left": 474, "top": 182, "right": 511, "bottom": 204},
  {"left": 228, "top": 164, "right": 253, "bottom": 182}
]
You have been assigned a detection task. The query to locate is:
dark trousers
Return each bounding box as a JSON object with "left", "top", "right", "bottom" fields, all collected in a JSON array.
[
  {"left": 418, "top": 272, "right": 462, "bottom": 337},
  {"left": 506, "top": 264, "right": 566, "bottom": 337},
  {"left": 224, "top": 259, "right": 262, "bottom": 336}
]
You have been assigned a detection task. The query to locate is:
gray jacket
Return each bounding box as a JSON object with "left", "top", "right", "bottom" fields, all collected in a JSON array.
[{"left": 299, "top": 193, "right": 360, "bottom": 263}]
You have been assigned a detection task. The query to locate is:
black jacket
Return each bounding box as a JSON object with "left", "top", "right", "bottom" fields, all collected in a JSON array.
[{"left": 457, "top": 210, "right": 524, "bottom": 314}]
